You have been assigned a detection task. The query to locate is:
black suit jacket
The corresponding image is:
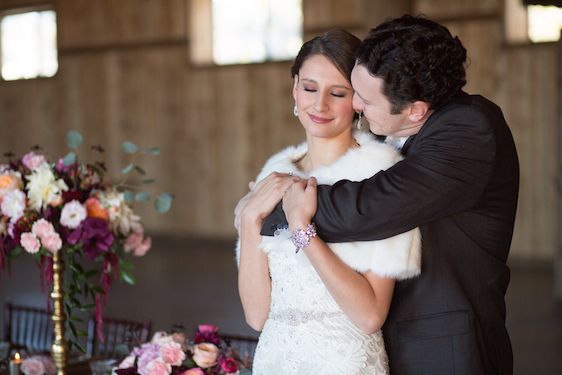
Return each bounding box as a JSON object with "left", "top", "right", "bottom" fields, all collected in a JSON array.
[{"left": 262, "top": 92, "right": 519, "bottom": 375}]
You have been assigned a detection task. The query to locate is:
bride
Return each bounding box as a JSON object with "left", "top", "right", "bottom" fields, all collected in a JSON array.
[{"left": 236, "top": 29, "right": 421, "bottom": 374}]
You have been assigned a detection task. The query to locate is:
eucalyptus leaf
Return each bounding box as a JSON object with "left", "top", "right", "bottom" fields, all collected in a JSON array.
[
  {"left": 143, "top": 147, "right": 161, "bottom": 155},
  {"left": 121, "top": 163, "right": 134, "bottom": 174},
  {"left": 9, "top": 246, "right": 22, "bottom": 258},
  {"left": 135, "top": 191, "right": 150, "bottom": 202},
  {"left": 123, "top": 190, "right": 135, "bottom": 202},
  {"left": 122, "top": 141, "right": 139, "bottom": 154},
  {"left": 120, "top": 270, "right": 136, "bottom": 285},
  {"left": 155, "top": 192, "right": 174, "bottom": 213},
  {"left": 134, "top": 166, "right": 146, "bottom": 175},
  {"left": 142, "top": 178, "right": 156, "bottom": 185},
  {"left": 66, "top": 130, "right": 83, "bottom": 149},
  {"left": 63, "top": 152, "right": 76, "bottom": 166}
]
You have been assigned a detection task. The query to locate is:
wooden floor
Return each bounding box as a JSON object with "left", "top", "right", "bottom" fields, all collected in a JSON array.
[{"left": 1, "top": 236, "right": 561, "bottom": 374}]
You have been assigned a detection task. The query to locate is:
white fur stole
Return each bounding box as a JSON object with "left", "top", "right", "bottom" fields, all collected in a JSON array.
[{"left": 237, "top": 131, "right": 421, "bottom": 280}]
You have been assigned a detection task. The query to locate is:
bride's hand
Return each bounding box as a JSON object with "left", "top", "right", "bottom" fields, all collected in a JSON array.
[
  {"left": 282, "top": 177, "right": 317, "bottom": 230},
  {"left": 239, "top": 172, "right": 301, "bottom": 228}
]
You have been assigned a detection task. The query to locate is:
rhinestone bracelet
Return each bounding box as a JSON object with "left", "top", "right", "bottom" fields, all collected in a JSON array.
[{"left": 290, "top": 223, "right": 317, "bottom": 254}]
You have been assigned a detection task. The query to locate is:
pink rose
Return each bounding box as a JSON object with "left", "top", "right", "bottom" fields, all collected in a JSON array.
[
  {"left": 220, "top": 357, "right": 239, "bottom": 374},
  {"left": 21, "top": 357, "right": 45, "bottom": 375},
  {"left": 198, "top": 324, "right": 219, "bottom": 334},
  {"left": 31, "top": 219, "right": 55, "bottom": 240},
  {"left": 142, "top": 358, "right": 171, "bottom": 375},
  {"left": 42, "top": 232, "right": 62, "bottom": 254},
  {"left": 192, "top": 343, "right": 219, "bottom": 369},
  {"left": 21, "top": 232, "right": 40, "bottom": 254},
  {"left": 36, "top": 356, "right": 56, "bottom": 375},
  {"left": 22, "top": 151, "right": 47, "bottom": 170},
  {"left": 159, "top": 341, "right": 185, "bottom": 366},
  {"left": 181, "top": 369, "right": 205, "bottom": 375},
  {"left": 124, "top": 230, "right": 151, "bottom": 256}
]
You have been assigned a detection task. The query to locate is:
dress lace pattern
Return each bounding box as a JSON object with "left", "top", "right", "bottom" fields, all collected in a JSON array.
[{"left": 251, "top": 231, "right": 390, "bottom": 375}]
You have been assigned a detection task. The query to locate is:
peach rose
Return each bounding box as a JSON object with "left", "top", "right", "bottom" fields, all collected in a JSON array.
[
  {"left": 182, "top": 368, "right": 205, "bottom": 375},
  {"left": 85, "top": 197, "right": 109, "bottom": 221},
  {"left": 192, "top": 343, "right": 219, "bottom": 369},
  {"left": 0, "top": 173, "right": 22, "bottom": 200}
]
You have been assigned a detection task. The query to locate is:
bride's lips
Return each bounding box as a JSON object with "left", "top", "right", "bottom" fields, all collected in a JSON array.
[{"left": 308, "top": 113, "right": 332, "bottom": 124}]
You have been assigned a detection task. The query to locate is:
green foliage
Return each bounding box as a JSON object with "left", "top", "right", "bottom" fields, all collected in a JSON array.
[
  {"left": 155, "top": 193, "right": 174, "bottom": 213},
  {"left": 66, "top": 130, "right": 83, "bottom": 149},
  {"left": 121, "top": 141, "right": 139, "bottom": 154}
]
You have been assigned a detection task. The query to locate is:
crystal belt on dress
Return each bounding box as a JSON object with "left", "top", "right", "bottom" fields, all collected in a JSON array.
[{"left": 269, "top": 308, "right": 343, "bottom": 326}]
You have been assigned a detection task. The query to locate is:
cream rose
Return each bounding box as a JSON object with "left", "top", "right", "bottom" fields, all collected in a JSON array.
[{"left": 192, "top": 343, "right": 220, "bottom": 369}]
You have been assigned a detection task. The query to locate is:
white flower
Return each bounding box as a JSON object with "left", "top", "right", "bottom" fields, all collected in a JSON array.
[
  {"left": 60, "top": 200, "right": 87, "bottom": 228},
  {"left": 1, "top": 189, "right": 26, "bottom": 221},
  {"left": 26, "top": 163, "right": 68, "bottom": 211},
  {"left": 98, "top": 189, "right": 142, "bottom": 235}
]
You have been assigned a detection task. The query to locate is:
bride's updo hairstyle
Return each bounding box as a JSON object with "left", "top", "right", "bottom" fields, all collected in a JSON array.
[{"left": 290, "top": 29, "right": 361, "bottom": 82}]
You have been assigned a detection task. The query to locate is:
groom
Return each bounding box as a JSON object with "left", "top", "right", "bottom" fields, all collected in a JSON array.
[{"left": 259, "top": 15, "right": 519, "bottom": 374}]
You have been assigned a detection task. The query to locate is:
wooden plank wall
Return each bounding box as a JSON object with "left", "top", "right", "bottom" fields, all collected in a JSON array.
[{"left": 0, "top": 0, "right": 558, "bottom": 260}]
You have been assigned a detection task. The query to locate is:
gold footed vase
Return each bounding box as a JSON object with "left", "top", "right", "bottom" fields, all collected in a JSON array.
[{"left": 50, "top": 250, "right": 68, "bottom": 375}]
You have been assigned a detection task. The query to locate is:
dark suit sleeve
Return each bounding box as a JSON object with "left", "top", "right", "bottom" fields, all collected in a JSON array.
[{"left": 261, "top": 105, "right": 496, "bottom": 242}]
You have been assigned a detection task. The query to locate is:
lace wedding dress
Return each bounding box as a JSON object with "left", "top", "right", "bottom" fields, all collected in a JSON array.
[
  {"left": 241, "top": 132, "right": 422, "bottom": 375},
  {"left": 252, "top": 230, "right": 390, "bottom": 374}
]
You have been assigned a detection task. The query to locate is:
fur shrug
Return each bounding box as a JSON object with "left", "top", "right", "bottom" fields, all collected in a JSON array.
[{"left": 238, "top": 131, "right": 421, "bottom": 280}]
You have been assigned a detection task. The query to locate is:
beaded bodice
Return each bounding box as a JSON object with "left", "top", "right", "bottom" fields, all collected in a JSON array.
[{"left": 251, "top": 230, "right": 389, "bottom": 375}]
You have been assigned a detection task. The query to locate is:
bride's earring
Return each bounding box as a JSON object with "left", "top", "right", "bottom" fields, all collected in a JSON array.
[
  {"left": 293, "top": 105, "right": 298, "bottom": 117},
  {"left": 355, "top": 112, "right": 363, "bottom": 130}
]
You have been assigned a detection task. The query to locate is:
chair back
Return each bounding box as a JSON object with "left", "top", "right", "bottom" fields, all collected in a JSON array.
[
  {"left": 3, "top": 302, "right": 53, "bottom": 354},
  {"left": 86, "top": 317, "right": 151, "bottom": 359},
  {"left": 221, "top": 333, "right": 258, "bottom": 368}
]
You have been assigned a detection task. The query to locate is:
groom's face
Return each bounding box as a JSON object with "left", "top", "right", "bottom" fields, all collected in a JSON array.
[{"left": 351, "top": 64, "right": 411, "bottom": 137}]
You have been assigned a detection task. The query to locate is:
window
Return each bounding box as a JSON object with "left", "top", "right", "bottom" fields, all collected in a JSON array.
[
  {"left": 0, "top": 9, "right": 58, "bottom": 81},
  {"left": 506, "top": 0, "right": 562, "bottom": 43},
  {"left": 190, "top": 0, "right": 302, "bottom": 65}
]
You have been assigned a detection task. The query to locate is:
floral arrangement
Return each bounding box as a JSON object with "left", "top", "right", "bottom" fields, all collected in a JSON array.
[
  {"left": 115, "top": 325, "right": 248, "bottom": 375},
  {"left": 0, "top": 130, "right": 173, "bottom": 350},
  {"left": 21, "top": 355, "right": 56, "bottom": 375}
]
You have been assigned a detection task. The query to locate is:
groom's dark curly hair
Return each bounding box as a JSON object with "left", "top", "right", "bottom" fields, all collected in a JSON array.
[{"left": 356, "top": 15, "right": 467, "bottom": 114}]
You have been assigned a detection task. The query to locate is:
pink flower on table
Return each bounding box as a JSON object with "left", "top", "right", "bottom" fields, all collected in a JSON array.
[
  {"left": 1, "top": 189, "right": 26, "bottom": 221},
  {"left": 141, "top": 358, "right": 171, "bottom": 375},
  {"left": 220, "top": 357, "right": 239, "bottom": 374},
  {"left": 21, "top": 357, "right": 45, "bottom": 375},
  {"left": 22, "top": 151, "right": 47, "bottom": 170},
  {"left": 159, "top": 341, "right": 185, "bottom": 366},
  {"left": 32, "top": 218, "right": 56, "bottom": 240},
  {"left": 20, "top": 232, "right": 41, "bottom": 254},
  {"left": 42, "top": 232, "right": 62, "bottom": 254},
  {"left": 60, "top": 200, "right": 87, "bottom": 229},
  {"left": 181, "top": 369, "right": 205, "bottom": 375},
  {"left": 36, "top": 355, "right": 56, "bottom": 375},
  {"left": 192, "top": 343, "right": 220, "bottom": 369}
]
